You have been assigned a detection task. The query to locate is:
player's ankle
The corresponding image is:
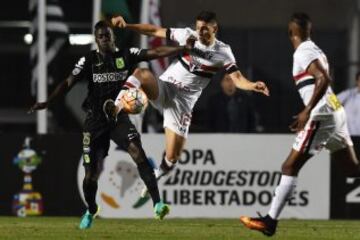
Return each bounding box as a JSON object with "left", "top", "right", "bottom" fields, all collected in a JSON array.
[
  {"left": 165, "top": 157, "right": 176, "bottom": 168},
  {"left": 160, "top": 157, "right": 176, "bottom": 172},
  {"left": 265, "top": 214, "right": 276, "bottom": 222},
  {"left": 88, "top": 205, "right": 98, "bottom": 215}
]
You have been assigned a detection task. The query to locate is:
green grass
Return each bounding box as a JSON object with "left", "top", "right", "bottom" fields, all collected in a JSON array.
[{"left": 0, "top": 217, "right": 360, "bottom": 240}]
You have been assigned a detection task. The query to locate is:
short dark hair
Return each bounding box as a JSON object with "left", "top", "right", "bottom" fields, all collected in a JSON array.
[
  {"left": 290, "top": 12, "right": 312, "bottom": 39},
  {"left": 94, "top": 20, "right": 112, "bottom": 32},
  {"left": 290, "top": 12, "right": 311, "bottom": 30},
  {"left": 196, "top": 11, "right": 217, "bottom": 24}
]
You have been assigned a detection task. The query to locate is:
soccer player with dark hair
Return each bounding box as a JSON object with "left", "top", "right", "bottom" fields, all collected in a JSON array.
[
  {"left": 108, "top": 11, "right": 269, "bottom": 197},
  {"left": 239, "top": 12, "right": 360, "bottom": 237},
  {"left": 29, "top": 20, "right": 195, "bottom": 229}
]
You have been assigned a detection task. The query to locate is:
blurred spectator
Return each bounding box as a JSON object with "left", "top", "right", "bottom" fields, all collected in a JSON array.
[
  {"left": 337, "top": 71, "right": 360, "bottom": 136},
  {"left": 207, "top": 74, "right": 261, "bottom": 133}
]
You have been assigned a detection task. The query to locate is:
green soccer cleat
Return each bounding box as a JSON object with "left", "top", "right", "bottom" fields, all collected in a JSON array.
[
  {"left": 79, "top": 207, "right": 100, "bottom": 230},
  {"left": 154, "top": 201, "right": 170, "bottom": 220}
]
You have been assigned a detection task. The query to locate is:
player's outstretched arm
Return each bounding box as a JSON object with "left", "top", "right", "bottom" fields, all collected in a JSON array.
[
  {"left": 290, "top": 59, "right": 330, "bottom": 132},
  {"left": 228, "top": 71, "right": 270, "bottom": 96},
  {"left": 111, "top": 15, "right": 167, "bottom": 38},
  {"left": 141, "top": 36, "right": 196, "bottom": 61},
  {"left": 28, "top": 75, "right": 77, "bottom": 113}
]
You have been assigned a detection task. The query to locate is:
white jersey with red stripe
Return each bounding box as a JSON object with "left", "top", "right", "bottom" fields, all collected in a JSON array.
[
  {"left": 291, "top": 40, "right": 352, "bottom": 154},
  {"left": 150, "top": 27, "right": 238, "bottom": 137},
  {"left": 160, "top": 27, "right": 238, "bottom": 95},
  {"left": 293, "top": 40, "right": 339, "bottom": 114}
]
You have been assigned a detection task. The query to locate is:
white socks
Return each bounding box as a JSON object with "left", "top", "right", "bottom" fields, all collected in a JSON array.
[
  {"left": 268, "top": 175, "right": 297, "bottom": 220},
  {"left": 158, "top": 157, "right": 176, "bottom": 178},
  {"left": 114, "top": 75, "right": 142, "bottom": 112},
  {"left": 124, "top": 75, "right": 142, "bottom": 89},
  {"left": 164, "top": 157, "right": 174, "bottom": 168}
]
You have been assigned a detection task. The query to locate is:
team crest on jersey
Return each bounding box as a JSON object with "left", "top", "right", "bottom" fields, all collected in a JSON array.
[{"left": 115, "top": 57, "right": 125, "bottom": 69}]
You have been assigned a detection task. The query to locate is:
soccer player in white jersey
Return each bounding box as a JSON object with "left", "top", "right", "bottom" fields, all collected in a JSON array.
[
  {"left": 106, "top": 11, "right": 269, "bottom": 184},
  {"left": 240, "top": 12, "right": 360, "bottom": 237}
]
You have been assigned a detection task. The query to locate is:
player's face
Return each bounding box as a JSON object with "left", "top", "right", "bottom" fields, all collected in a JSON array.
[
  {"left": 288, "top": 21, "right": 300, "bottom": 47},
  {"left": 288, "top": 22, "right": 296, "bottom": 39},
  {"left": 95, "top": 27, "right": 115, "bottom": 52},
  {"left": 196, "top": 20, "right": 217, "bottom": 46}
]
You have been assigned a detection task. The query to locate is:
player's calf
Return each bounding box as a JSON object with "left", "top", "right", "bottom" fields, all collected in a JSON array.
[{"left": 140, "top": 157, "right": 175, "bottom": 199}]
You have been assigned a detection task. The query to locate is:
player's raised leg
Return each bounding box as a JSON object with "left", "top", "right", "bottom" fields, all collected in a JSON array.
[
  {"left": 131, "top": 68, "right": 159, "bottom": 101},
  {"left": 103, "top": 68, "right": 159, "bottom": 122}
]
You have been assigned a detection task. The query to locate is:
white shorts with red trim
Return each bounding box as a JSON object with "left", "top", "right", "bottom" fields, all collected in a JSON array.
[
  {"left": 150, "top": 79, "right": 200, "bottom": 138},
  {"left": 293, "top": 108, "right": 353, "bottom": 155}
]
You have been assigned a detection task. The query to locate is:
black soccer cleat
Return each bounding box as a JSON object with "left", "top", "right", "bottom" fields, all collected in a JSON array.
[
  {"left": 239, "top": 212, "right": 278, "bottom": 237},
  {"left": 159, "top": 160, "right": 175, "bottom": 175},
  {"left": 103, "top": 99, "right": 118, "bottom": 123}
]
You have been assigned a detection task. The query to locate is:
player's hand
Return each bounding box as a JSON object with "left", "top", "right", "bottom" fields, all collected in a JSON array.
[
  {"left": 253, "top": 81, "right": 270, "bottom": 96},
  {"left": 28, "top": 102, "right": 48, "bottom": 114},
  {"left": 289, "top": 108, "right": 311, "bottom": 132},
  {"left": 184, "top": 35, "right": 197, "bottom": 52},
  {"left": 111, "top": 15, "right": 127, "bottom": 28}
]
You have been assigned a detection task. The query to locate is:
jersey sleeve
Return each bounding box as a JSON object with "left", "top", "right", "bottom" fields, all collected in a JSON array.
[
  {"left": 166, "top": 27, "right": 197, "bottom": 45},
  {"left": 222, "top": 46, "right": 239, "bottom": 74},
  {"left": 71, "top": 54, "right": 90, "bottom": 81},
  {"left": 295, "top": 47, "right": 321, "bottom": 72},
  {"left": 128, "top": 47, "right": 148, "bottom": 64}
]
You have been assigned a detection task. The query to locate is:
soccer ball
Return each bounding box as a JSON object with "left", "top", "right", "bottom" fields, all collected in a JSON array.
[{"left": 121, "top": 88, "right": 148, "bottom": 114}]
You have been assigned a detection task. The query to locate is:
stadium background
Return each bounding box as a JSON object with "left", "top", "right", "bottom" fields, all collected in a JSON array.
[{"left": 0, "top": 0, "right": 360, "bottom": 221}]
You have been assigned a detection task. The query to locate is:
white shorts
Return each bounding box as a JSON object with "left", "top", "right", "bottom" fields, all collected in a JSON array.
[
  {"left": 293, "top": 108, "right": 353, "bottom": 155},
  {"left": 150, "top": 80, "right": 199, "bottom": 138}
]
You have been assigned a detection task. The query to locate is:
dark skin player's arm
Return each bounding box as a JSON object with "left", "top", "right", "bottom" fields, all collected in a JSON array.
[
  {"left": 28, "top": 75, "right": 78, "bottom": 113},
  {"left": 290, "top": 59, "right": 330, "bottom": 132},
  {"left": 111, "top": 15, "right": 167, "bottom": 38},
  {"left": 138, "top": 36, "right": 196, "bottom": 61}
]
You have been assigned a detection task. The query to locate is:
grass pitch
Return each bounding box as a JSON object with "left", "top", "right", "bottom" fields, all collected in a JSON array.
[{"left": 0, "top": 217, "right": 360, "bottom": 240}]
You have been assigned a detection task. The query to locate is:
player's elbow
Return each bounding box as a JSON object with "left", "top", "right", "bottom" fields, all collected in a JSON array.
[{"left": 315, "top": 73, "right": 330, "bottom": 88}]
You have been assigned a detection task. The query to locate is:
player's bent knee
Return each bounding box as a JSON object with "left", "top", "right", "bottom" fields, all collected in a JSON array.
[
  {"left": 128, "top": 141, "right": 146, "bottom": 164},
  {"left": 133, "top": 68, "right": 153, "bottom": 82}
]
